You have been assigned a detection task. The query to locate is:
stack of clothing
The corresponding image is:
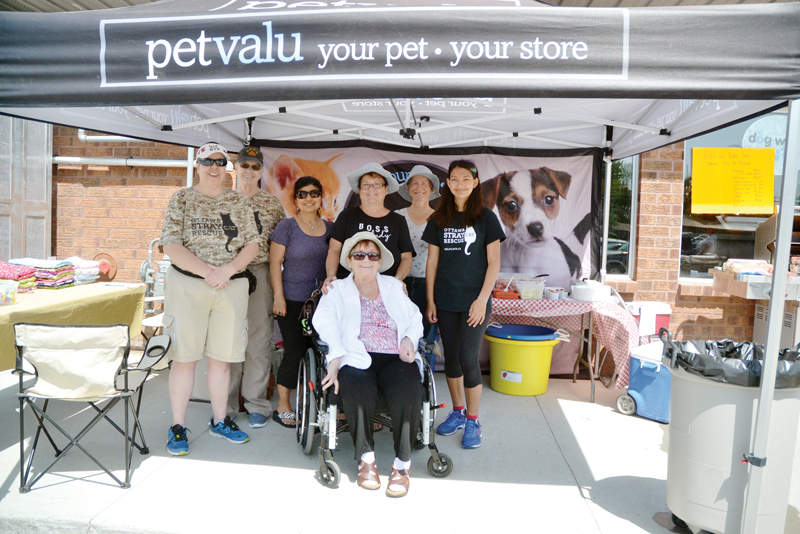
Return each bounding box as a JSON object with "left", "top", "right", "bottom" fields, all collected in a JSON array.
[
  {"left": 9, "top": 258, "right": 75, "bottom": 289},
  {"left": 66, "top": 256, "right": 101, "bottom": 285},
  {"left": 0, "top": 260, "right": 37, "bottom": 293}
]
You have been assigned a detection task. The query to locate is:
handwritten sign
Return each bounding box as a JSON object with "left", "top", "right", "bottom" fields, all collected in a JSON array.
[{"left": 692, "top": 148, "right": 774, "bottom": 214}]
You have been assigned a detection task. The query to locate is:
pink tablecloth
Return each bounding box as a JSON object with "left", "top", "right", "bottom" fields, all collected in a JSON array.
[{"left": 491, "top": 298, "right": 644, "bottom": 388}]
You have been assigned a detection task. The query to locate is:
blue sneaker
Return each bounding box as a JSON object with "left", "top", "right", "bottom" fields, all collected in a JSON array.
[
  {"left": 249, "top": 412, "right": 268, "bottom": 428},
  {"left": 436, "top": 409, "right": 466, "bottom": 436},
  {"left": 461, "top": 418, "right": 482, "bottom": 449},
  {"left": 167, "top": 424, "right": 190, "bottom": 456},
  {"left": 209, "top": 416, "right": 250, "bottom": 444}
]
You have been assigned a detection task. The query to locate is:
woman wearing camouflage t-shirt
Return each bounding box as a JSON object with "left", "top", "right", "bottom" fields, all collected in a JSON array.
[{"left": 160, "top": 142, "right": 259, "bottom": 456}]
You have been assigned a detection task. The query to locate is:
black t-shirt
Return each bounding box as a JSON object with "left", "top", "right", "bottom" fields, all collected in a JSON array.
[
  {"left": 422, "top": 208, "right": 506, "bottom": 312},
  {"left": 332, "top": 207, "right": 415, "bottom": 279}
]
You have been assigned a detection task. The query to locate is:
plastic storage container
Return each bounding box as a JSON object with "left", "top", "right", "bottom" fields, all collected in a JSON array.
[
  {"left": 484, "top": 325, "right": 561, "bottom": 396},
  {"left": 516, "top": 280, "right": 545, "bottom": 300},
  {"left": 616, "top": 341, "right": 671, "bottom": 423},
  {"left": 0, "top": 280, "right": 19, "bottom": 305}
]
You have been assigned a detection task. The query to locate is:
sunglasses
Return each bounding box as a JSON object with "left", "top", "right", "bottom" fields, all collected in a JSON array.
[
  {"left": 295, "top": 189, "right": 322, "bottom": 199},
  {"left": 198, "top": 158, "right": 228, "bottom": 167},
  {"left": 239, "top": 162, "right": 262, "bottom": 171},
  {"left": 360, "top": 182, "right": 386, "bottom": 190},
  {"left": 350, "top": 252, "right": 381, "bottom": 262}
]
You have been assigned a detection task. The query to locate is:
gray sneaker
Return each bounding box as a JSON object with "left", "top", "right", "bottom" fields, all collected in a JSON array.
[{"left": 249, "top": 412, "right": 268, "bottom": 428}]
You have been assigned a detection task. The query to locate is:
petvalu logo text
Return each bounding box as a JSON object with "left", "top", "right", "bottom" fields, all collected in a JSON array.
[{"left": 99, "top": 9, "right": 628, "bottom": 87}]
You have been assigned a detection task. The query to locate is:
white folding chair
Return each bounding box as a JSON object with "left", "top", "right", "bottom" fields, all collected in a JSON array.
[{"left": 14, "top": 323, "right": 170, "bottom": 493}]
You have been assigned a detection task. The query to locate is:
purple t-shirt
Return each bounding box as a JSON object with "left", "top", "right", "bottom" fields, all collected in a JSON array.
[{"left": 270, "top": 218, "right": 334, "bottom": 302}]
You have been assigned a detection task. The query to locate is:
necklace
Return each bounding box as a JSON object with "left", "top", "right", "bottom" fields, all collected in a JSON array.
[{"left": 298, "top": 214, "right": 319, "bottom": 231}]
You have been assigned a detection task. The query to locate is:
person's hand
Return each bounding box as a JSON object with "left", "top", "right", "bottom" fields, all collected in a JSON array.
[
  {"left": 206, "top": 264, "right": 235, "bottom": 290},
  {"left": 273, "top": 296, "right": 287, "bottom": 317},
  {"left": 467, "top": 298, "right": 487, "bottom": 327},
  {"left": 426, "top": 303, "right": 438, "bottom": 324},
  {"left": 321, "top": 275, "right": 337, "bottom": 295},
  {"left": 321, "top": 357, "right": 341, "bottom": 394},
  {"left": 398, "top": 337, "right": 416, "bottom": 363}
]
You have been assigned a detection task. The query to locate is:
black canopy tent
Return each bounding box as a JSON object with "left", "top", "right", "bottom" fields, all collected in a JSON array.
[{"left": 2, "top": 1, "right": 800, "bottom": 532}]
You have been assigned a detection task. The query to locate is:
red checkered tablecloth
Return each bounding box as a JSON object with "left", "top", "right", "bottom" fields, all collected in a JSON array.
[{"left": 491, "top": 298, "right": 643, "bottom": 388}]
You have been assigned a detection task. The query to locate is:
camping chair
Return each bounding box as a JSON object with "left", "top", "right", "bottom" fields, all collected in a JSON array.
[{"left": 13, "top": 323, "right": 170, "bottom": 493}]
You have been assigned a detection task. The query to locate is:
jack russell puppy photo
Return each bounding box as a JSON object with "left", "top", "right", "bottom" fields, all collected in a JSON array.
[{"left": 482, "top": 166, "right": 590, "bottom": 291}]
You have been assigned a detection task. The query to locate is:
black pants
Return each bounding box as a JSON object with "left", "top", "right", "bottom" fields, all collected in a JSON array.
[
  {"left": 437, "top": 300, "right": 491, "bottom": 389},
  {"left": 338, "top": 353, "right": 422, "bottom": 462},
  {"left": 404, "top": 276, "right": 431, "bottom": 336},
  {"left": 275, "top": 299, "right": 311, "bottom": 390}
]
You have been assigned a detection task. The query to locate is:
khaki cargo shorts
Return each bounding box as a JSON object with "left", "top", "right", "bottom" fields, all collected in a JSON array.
[{"left": 162, "top": 267, "right": 248, "bottom": 363}]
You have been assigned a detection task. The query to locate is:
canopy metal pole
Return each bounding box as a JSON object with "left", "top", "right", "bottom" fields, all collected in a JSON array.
[
  {"left": 601, "top": 155, "right": 612, "bottom": 283},
  {"left": 741, "top": 97, "right": 800, "bottom": 534}
]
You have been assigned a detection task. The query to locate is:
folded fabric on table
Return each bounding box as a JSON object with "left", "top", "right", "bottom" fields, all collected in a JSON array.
[
  {"left": 74, "top": 267, "right": 100, "bottom": 276},
  {"left": 35, "top": 268, "right": 75, "bottom": 280},
  {"left": 37, "top": 276, "right": 75, "bottom": 289},
  {"left": 9, "top": 258, "right": 72, "bottom": 269},
  {"left": 0, "top": 260, "right": 36, "bottom": 281},
  {"left": 66, "top": 256, "right": 100, "bottom": 271}
]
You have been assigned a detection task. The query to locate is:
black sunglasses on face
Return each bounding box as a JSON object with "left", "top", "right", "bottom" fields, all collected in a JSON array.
[
  {"left": 198, "top": 158, "right": 228, "bottom": 167},
  {"left": 295, "top": 190, "right": 322, "bottom": 199},
  {"left": 350, "top": 252, "right": 381, "bottom": 262},
  {"left": 239, "top": 162, "right": 262, "bottom": 171}
]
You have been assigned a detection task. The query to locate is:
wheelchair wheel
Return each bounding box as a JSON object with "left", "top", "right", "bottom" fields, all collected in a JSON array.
[
  {"left": 427, "top": 453, "right": 453, "bottom": 478},
  {"left": 296, "top": 349, "right": 318, "bottom": 455},
  {"left": 319, "top": 459, "right": 341, "bottom": 488}
]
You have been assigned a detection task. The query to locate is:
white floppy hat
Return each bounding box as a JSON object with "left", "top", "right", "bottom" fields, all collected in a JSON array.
[
  {"left": 398, "top": 165, "right": 441, "bottom": 202},
  {"left": 339, "top": 231, "right": 394, "bottom": 274},
  {"left": 345, "top": 163, "right": 399, "bottom": 194}
]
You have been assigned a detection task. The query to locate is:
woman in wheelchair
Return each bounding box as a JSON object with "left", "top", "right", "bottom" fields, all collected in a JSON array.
[{"left": 313, "top": 231, "right": 424, "bottom": 497}]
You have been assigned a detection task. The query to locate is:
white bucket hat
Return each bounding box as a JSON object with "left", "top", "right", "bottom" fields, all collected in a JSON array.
[
  {"left": 346, "top": 163, "right": 399, "bottom": 194},
  {"left": 339, "top": 231, "right": 394, "bottom": 274},
  {"left": 398, "top": 165, "right": 441, "bottom": 202}
]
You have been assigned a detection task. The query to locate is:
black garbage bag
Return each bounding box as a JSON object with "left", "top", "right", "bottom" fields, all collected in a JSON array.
[{"left": 660, "top": 330, "right": 800, "bottom": 389}]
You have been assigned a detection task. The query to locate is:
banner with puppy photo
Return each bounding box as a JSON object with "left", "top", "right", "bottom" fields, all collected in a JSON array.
[{"left": 259, "top": 143, "right": 602, "bottom": 291}]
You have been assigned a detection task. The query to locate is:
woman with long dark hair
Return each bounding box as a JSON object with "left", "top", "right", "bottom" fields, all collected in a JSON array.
[{"left": 422, "top": 159, "right": 504, "bottom": 449}]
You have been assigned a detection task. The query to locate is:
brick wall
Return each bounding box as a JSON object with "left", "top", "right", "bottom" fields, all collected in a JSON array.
[
  {"left": 50, "top": 129, "right": 755, "bottom": 342},
  {"left": 52, "top": 127, "right": 233, "bottom": 282},
  {"left": 607, "top": 142, "right": 755, "bottom": 342}
]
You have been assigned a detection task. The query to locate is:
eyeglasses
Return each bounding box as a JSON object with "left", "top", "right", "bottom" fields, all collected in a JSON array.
[
  {"left": 295, "top": 190, "right": 322, "bottom": 199},
  {"left": 198, "top": 158, "right": 228, "bottom": 167},
  {"left": 239, "top": 162, "right": 262, "bottom": 171},
  {"left": 360, "top": 182, "right": 386, "bottom": 190},
  {"left": 349, "top": 252, "right": 381, "bottom": 262}
]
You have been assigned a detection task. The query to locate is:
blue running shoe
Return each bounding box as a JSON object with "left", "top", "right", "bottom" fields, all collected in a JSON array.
[
  {"left": 209, "top": 416, "right": 250, "bottom": 444},
  {"left": 436, "top": 409, "right": 466, "bottom": 436},
  {"left": 167, "top": 424, "right": 190, "bottom": 456},
  {"left": 461, "top": 418, "right": 482, "bottom": 449},
  {"left": 249, "top": 412, "right": 268, "bottom": 428}
]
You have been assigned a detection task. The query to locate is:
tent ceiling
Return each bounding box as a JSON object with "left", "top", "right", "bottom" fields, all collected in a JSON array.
[{"left": 0, "top": 0, "right": 787, "bottom": 12}]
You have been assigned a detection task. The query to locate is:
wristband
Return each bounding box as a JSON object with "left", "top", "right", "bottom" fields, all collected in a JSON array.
[{"left": 476, "top": 296, "right": 488, "bottom": 303}]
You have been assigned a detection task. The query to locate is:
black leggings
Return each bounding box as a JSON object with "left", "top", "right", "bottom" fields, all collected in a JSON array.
[
  {"left": 337, "top": 353, "right": 422, "bottom": 462},
  {"left": 275, "top": 299, "right": 311, "bottom": 390},
  {"left": 437, "top": 300, "right": 491, "bottom": 389}
]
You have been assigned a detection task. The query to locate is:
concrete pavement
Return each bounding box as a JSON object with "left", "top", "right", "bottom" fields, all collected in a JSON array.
[{"left": 0, "top": 368, "right": 798, "bottom": 534}]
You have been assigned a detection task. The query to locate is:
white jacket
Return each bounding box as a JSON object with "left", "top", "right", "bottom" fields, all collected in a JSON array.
[{"left": 312, "top": 273, "right": 424, "bottom": 379}]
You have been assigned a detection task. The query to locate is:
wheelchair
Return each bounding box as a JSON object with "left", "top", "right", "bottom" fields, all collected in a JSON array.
[{"left": 294, "top": 337, "right": 454, "bottom": 488}]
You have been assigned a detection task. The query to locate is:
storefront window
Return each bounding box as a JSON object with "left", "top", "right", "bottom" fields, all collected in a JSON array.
[
  {"left": 605, "top": 155, "right": 637, "bottom": 277},
  {"left": 681, "top": 110, "right": 791, "bottom": 279}
]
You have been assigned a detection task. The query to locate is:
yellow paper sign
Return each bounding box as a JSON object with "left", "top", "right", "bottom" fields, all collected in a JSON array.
[{"left": 691, "top": 148, "right": 774, "bottom": 214}]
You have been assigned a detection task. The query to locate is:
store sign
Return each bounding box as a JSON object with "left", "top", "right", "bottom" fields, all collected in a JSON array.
[
  {"left": 99, "top": 8, "right": 629, "bottom": 88},
  {"left": 742, "top": 114, "right": 787, "bottom": 176}
]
